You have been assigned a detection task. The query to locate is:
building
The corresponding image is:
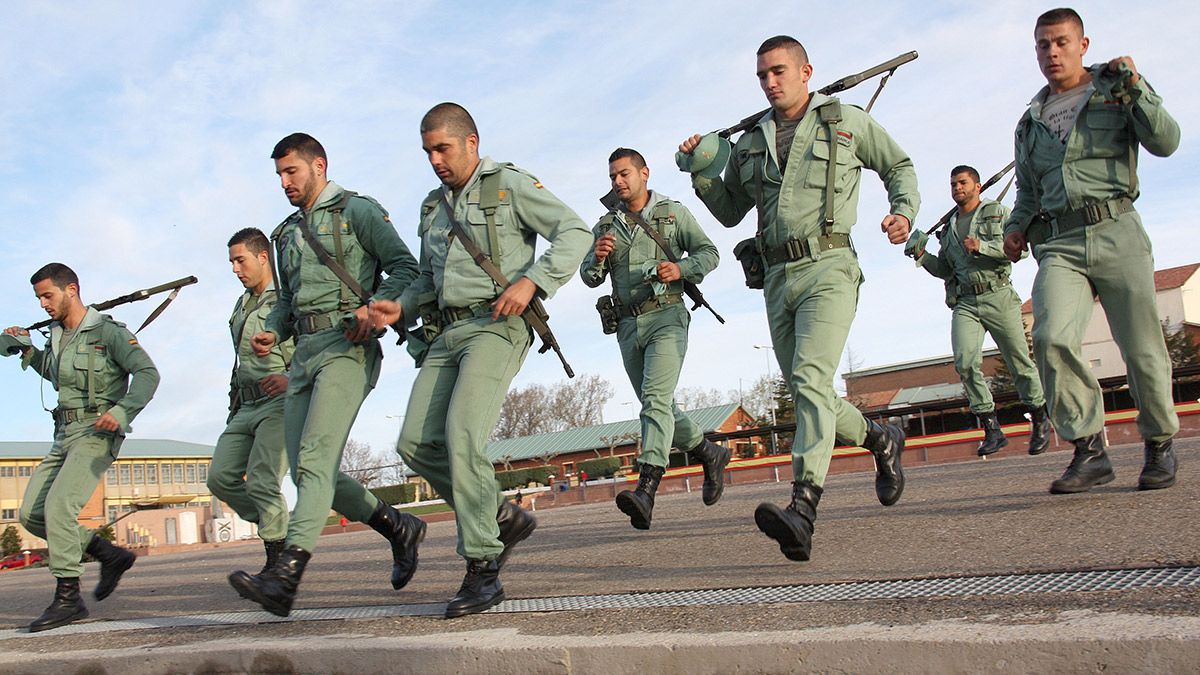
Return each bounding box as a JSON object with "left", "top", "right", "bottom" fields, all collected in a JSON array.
[{"left": 0, "top": 439, "right": 215, "bottom": 550}]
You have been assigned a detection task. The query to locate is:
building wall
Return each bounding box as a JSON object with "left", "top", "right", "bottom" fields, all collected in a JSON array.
[{"left": 845, "top": 354, "right": 1007, "bottom": 403}]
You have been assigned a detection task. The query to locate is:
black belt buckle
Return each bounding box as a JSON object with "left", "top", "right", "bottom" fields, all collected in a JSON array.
[
  {"left": 1083, "top": 202, "right": 1104, "bottom": 226},
  {"left": 784, "top": 238, "right": 805, "bottom": 261}
]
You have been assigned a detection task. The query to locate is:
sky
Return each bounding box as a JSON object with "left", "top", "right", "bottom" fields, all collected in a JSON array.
[{"left": 2, "top": 1, "right": 1197, "bottom": 462}]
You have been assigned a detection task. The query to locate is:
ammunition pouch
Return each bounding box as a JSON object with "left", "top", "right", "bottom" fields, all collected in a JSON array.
[
  {"left": 418, "top": 301, "right": 443, "bottom": 344},
  {"left": 733, "top": 238, "right": 765, "bottom": 289},
  {"left": 595, "top": 296, "right": 619, "bottom": 334}
]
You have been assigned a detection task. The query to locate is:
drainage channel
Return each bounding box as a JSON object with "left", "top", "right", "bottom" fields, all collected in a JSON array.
[{"left": 1, "top": 565, "right": 1196, "bottom": 641}]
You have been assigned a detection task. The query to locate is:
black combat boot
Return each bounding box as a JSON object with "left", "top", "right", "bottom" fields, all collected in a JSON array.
[
  {"left": 689, "top": 439, "right": 732, "bottom": 505},
  {"left": 259, "top": 539, "right": 286, "bottom": 576},
  {"left": 1138, "top": 438, "right": 1177, "bottom": 491},
  {"left": 977, "top": 414, "right": 1008, "bottom": 456},
  {"left": 1049, "top": 433, "right": 1115, "bottom": 494},
  {"left": 615, "top": 463, "right": 666, "bottom": 530},
  {"left": 228, "top": 545, "right": 311, "bottom": 617},
  {"left": 85, "top": 534, "right": 136, "bottom": 601},
  {"left": 496, "top": 500, "right": 537, "bottom": 569},
  {"left": 1027, "top": 405, "right": 1052, "bottom": 455},
  {"left": 366, "top": 500, "right": 427, "bottom": 590},
  {"left": 444, "top": 559, "right": 504, "bottom": 618},
  {"left": 754, "top": 481, "right": 822, "bottom": 562},
  {"left": 864, "top": 420, "right": 905, "bottom": 506},
  {"left": 29, "top": 577, "right": 89, "bottom": 633}
]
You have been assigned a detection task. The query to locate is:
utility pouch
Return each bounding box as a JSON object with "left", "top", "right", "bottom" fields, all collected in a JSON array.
[
  {"left": 595, "top": 296, "right": 619, "bottom": 334},
  {"left": 733, "top": 237, "right": 765, "bottom": 289},
  {"left": 418, "top": 301, "right": 443, "bottom": 344},
  {"left": 226, "top": 368, "right": 240, "bottom": 422}
]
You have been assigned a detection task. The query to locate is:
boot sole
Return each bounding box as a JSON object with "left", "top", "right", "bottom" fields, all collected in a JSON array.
[
  {"left": 94, "top": 552, "right": 136, "bottom": 601},
  {"left": 615, "top": 492, "right": 652, "bottom": 530},
  {"left": 445, "top": 589, "right": 506, "bottom": 618},
  {"left": 1028, "top": 444, "right": 1049, "bottom": 456},
  {"left": 754, "top": 504, "right": 810, "bottom": 562},
  {"left": 391, "top": 519, "right": 428, "bottom": 591},
  {"left": 497, "top": 517, "right": 537, "bottom": 569},
  {"left": 28, "top": 607, "right": 89, "bottom": 633},
  {"left": 1050, "top": 471, "right": 1116, "bottom": 494},
  {"left": 702, "top": 446, "right": 732, "bottom": 506},
  {"left": 1137, "top": 476, "right": 1176, "bottom": 491},
  {"left": 227, "top": 573, "right": 292, "bottom": 617},
  {"left": 977, "top": 438, "right": 1009, "bottom": 456}
]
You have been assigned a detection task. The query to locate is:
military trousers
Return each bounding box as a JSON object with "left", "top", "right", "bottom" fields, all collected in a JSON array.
[
  {"left": 396, "top": 315, "right": 530, "bottom": 561},
  {"left": 764, "top": 248, "right": 869, "bottom": 487},
  {"left": 1030, "top": 211, "right": 1178, "bottom": 442},
  {"left": 616, "top": 303, "right": 704, "bottom": 468},
  {"left": 20, "top": 423, "right": 122, "bottom": 578},
  {"left": 283, "top": 329, "right": 382, "bottom": 552},
  {"left": 207, "top": 396, "right": 289, "bottom": 541},
  {"left": 951, "top": 287, "right": 1045, "bottom": 414}
]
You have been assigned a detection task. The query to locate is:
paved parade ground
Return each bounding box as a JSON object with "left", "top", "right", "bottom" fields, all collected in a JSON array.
[{"left": 0, "top": 437, "right": 1197, "bottom": 673}]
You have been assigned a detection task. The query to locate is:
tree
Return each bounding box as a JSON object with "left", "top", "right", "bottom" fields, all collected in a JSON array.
[
  {"left": 737, "top": 374, "right": 777, "bottom": 423},
  {"left": 492, "top": 374, "right": 614, "bottom": 440},
  {"left": 0, "top": 525, "right": 20, "bottom": 556},
  {"left": 1164, "top": 320, "right": 1200, "bottom": 369},
  {"left": 341, "top": 439, "right": 383, "bottom": 487},
  {"left": 674, "top": 386, "right": 730, "bottom": 411}
]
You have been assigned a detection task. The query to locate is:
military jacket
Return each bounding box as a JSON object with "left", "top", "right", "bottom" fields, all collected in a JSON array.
[
  {"left": 399, "top": 157, "right": 591, "bottom": 319},
  {"left": 231, "top": 285, "right": 292, "bottom": 387},
  {"left": 919, "top": 199, "right": 1014, "bottom": 304},
  {"left": 693, "top": 93, "right": 919, "bottom": 252},
  {"left": 1006, "top": 64, "right": 1180, "bottom": 237},
  {"left": 21, "top": 307, "right": 159, "bottom": 432},
  {"left": 264, "top": 181, "right": 419, "bottom": 341},
  {"left": 579, "top": 191, "right": 719, "bottom": 308}
]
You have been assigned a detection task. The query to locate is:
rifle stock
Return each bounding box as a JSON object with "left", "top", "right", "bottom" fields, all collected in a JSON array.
[{"left": 25, "top": 276, "right": 199, "bottom": 331}]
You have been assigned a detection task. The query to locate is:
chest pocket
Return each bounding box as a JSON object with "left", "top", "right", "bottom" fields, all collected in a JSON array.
[
  {"left": 1082, "top": 103, "right": 1130, "bottom": 158},
  {"left": 804, "top": 130, "right": 856, "bottom": 191},
  {"left": 463, "top": 175, "right": 515, "bottom": 261},
  {"left": 70, "top": 341, "right": 114, "bottom": 406}
]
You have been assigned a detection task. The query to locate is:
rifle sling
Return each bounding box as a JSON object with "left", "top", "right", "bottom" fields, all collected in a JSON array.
[
  {"left": 295, "top": 193, "right": 372, "bottom": 306},
  {"left": 617, "top": 207, "right": 724, "bottom": 323}
]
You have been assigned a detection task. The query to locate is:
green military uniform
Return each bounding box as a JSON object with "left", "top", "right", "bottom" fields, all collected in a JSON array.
[
  {"left": 917, "top": 199, "right": 1044, "bottom": 415},
  {"left": 396, "top": 157, "right": 590, "bottom": 560},
  {"left": 18, "top": 308, "right": 159, "bottom": 577},
  {"left": 1005, "top": 65, "right": 1180, "bottom": 443},
  {"left": 692, "top": 94, "right": 919, "bottom": 486},
  {"left": 264, "top": 181, "right": 419, "bottom": 552},
  {"left": 207, "top": 284, "right": 293, "bottom": 542},
  {"left": 579, "top": 191, "right": 719, "bottom": 468}
]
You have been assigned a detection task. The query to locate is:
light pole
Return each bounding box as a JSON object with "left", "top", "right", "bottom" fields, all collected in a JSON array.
[{"left": 753, "top": 344, "right": 779, "bottom": 454}]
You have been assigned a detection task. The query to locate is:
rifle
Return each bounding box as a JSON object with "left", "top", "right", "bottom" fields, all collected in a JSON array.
[
  {"left": 923, "top": 161, "right": 1016, "bottom": 238},
  {"left": 715, "top": 51, "right": 919, "bottom": 139},
  {"left": 25, "top": 276, "right": 199, "bottom": 332}
]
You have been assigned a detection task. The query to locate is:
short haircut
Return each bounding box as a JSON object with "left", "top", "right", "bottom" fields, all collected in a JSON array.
[
  {"left": 30, "top": 263, "right": 79, "bottom": 290},
  {"left": 608, "top": 147, "right": 646, "bottom": 170},
  {"left": 420, "top": 102, "right": 479, "bottom": 140},
  {"left": 271, "top": 133, "right": 327, "bottom": 162},
  {"left": 1036, "top": 8, "right": 1084, "bottom": 34},
  {"left": 757, "top": 35, "right": 809, "bottom": 65},
  {"left": 951, "top": 165, "right": 981, "bottom": 183},
  {"left": 227, "top": 227, "right": 271, "bottom": 256}
]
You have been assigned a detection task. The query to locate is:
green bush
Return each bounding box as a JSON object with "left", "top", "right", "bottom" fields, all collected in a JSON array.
[
  {"left": 0, "top": 525, "right": 21, "bottom": 557},
  {"left": 496, "top": 466, "right": 553, "bottom": 490},
  {"left": 370, "top": 483, "right": 418, "bottom": 505},
  {"left": 578, "top": 457, "right": 620, "bottom": 478}
]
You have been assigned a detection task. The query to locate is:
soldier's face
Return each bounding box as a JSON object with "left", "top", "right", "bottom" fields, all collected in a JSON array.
[
  {"left": 229, "top": 243, "right": 269, "bottom": 290},
  {"left": 33, "top": 279, "right": 73, "bottom": 321},
  {"left": 422, "top": 128, "right": 479, "bottom": 191},
  {"left": 950, "top": 173, "right": 981, "bottom": 205},
  {"left": 274, "top": 151, "right": 326, "bottom": 208},
  {"left": 1035, "top": 21, "right": 1089, "bottom": 91},
  {"left": 609, "top": 157, "right": 649, "bottom": 204},
  {"left": 756, "top": 47, "right": 812, "bottom": 116}
]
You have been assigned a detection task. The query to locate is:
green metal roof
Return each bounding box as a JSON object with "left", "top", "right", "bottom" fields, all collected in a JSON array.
[
  {"left": 485, "top": 403, "right": 742, "bottom": 464},
  {"left": 0, "top": 439, "right": 214, "bottom": 460}
]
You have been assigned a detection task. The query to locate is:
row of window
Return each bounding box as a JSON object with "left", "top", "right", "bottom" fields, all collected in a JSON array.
[
  {"left": 0, "top": 466, "right": 34, "bottom": 478},
  {"left": 105, "top": 462, "right": 210, "bottom": 487},
  {"left": 1, "top": 508, "right": 16, "bottom": 520}
]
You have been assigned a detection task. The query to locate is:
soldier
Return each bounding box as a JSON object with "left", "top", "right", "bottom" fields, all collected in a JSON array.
[
  {"left": 905, "top": 166, "right": 1051, "bottom": 456},
  {"left": 579, "top": 148, "right": 729, "bottom": 530},
  {"left": 228, "top": 133, "right": 423, "bottom": 617},
  {"left": 677, "top": 36, "right": 919, "bottom": 563},
  {"left": 369, "top": 102, "right": 591, "bottom": 617},
  {"left": 207, "top": 228, "right": 293, "bottom": 582},
  {"left": 1003, "top": 8, "right": 1180, "bottom": 493},
  {"left": 2, "top": 264, "right": 159, "bottom": 632}
]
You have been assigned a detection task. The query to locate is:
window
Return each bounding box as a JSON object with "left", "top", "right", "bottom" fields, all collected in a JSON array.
[
  {"left": 198, "top": 463, "right": 208, "bottom": 483},
  {"left": 119, "top": 464, "right": 130, "bottom": 485},
  {"left": 0, "top": 467, "right": 13, "bottom": 477},
  {"left": 186, "top": 464, "right": 196, "bottom": 484},
  {"left": 147, "top": 464, "right": 157, "bottom": 484},
  {"left": 1, "top": 509, "right": 16, "bottom": 520},
  {"left": 107, "top": 506, "right": 119, "bottom": 522},
  {"left": 18, "top": 466, "right": 31, "bottom": 477},
  {"left": 1089, "top": 358, "right": 1102, "bottom": 367},
  {"left": 132, "top": 464, "right": 144, "bottom": 484},
  {"left": 107, "top": 467, "right": 117, "bottom": 485},
  {"left": 174, "top": 464, "right": 184, "bottom": 484}
]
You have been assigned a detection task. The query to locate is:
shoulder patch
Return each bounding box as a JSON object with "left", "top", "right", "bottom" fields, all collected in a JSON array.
[
  {"left": 533, "top": 181, "right": 543, "bottom": 189},
  {"left": 128, "top": 338, "right": 139, "bottom": 345}
]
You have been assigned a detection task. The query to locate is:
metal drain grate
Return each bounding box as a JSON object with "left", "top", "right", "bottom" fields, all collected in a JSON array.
[{"left": 2, "top": 565, "right": 1195, "bottom": 640}]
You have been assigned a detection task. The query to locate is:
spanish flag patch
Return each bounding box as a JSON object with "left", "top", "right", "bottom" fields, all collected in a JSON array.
[
  {"left": 128, "top": 338, "right": 139, "bottom": 345},
  {"left": 533, "top": 181, "right": 543, "bottom": 189}
]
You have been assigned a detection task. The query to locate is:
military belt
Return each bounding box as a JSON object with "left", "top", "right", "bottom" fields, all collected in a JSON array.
[
  {"left": 53, "top": 404, "right": 110, "bottom": 425},
  {"left": 237, "top": 383, "right": 272, "bottom": 406},
  {"left": 959, "top": 276, "right": 1011, "bottom": 298},
  {"left": 440, "top": 301, "right": 493, "bottom": 326},
  {"left": 762, "top": 233, "right": 852, "bottom": 266},
  {"left": 1053, "top": 196, "right": 1135, "bottom": 233},
  {"left": 617, "top": 293, "right": 683, "bottom": 319},
  {"left": 294, "top": 311, "right": 341, "bottom": 336}
]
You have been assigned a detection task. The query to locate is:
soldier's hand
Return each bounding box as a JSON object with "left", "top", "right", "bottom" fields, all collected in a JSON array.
[
  {"left": 880, "top": 214, "right": 910, "bottom": 244},
  {"left": 678, "top": 134, "right": 702, "bottom": 154},
  {"left": 492, "top": 277, "right": 537, "bottom": 320},
  {"left": 259, "top": 374, "right": 288, "bottom": 398},
  {"left": 1108, "top": 56, "right": 1140, "bottom": 85},
  {"left": 963, "top": 236, "right": 981, "bottom": 254},
  {"left": 343, "top": 305, "right": 373, "bottom": 343},
  {"left": 656, "top": 261, "right": 682, "bottom": 283},
  {"left": 94, "top": 412, "right": 120, "bottom": 433},
  {"left": 1003, "top": 232, "right": 1028, "bottom": 262},
  {"left": 3, "top": 326, "right": 29, "bottom": 337},
  {"left": 251, "top": 331, "right": 277, "bottom": 357},
  {"left": 368, "top": 300, "right": 402, "bottom": 329},
  {"left": 594, "top": 233, "right": 616, "bottom": 262}
]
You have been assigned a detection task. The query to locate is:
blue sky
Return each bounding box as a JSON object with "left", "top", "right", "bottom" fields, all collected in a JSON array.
[{"left": 2, "top": 1, "right": 1197, "bottom": 459}]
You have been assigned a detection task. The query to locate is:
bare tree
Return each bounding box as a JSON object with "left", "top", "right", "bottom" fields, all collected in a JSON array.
[
  {"left": 674, "top": 386, "right": 730, "bottom": 411},
  {"left": 738, "top": 374, "right": 777, "bottom": 422},
  {"left": 492, "top": 374, "right": 615, "bottom": 440},
  {"left": 341, "top": 438, "right": 383, "bottom": 487}
]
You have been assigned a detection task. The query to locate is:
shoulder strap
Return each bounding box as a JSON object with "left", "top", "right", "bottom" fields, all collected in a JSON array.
[
  {"left": 748, "top": 130, "right": 768, "bottom": 236},
  {"left": 479, "top": 171, "right": 503, "bottom": 262},
  {"left": 330, "top": 191, "right": 357, "bottom": 310},
  {"left": 231, "top": 290, "right": 274, "bottom": 373},
  {"left": 819, "top": 102, "right": 843, "bottom": 236},
  {"left": 296, "top": 196, "right": 372, "bottom": 306},
  {"left": 622, "top": 207, "right": 679, "bottom": 264}
]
